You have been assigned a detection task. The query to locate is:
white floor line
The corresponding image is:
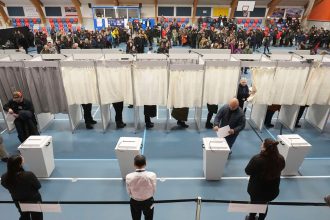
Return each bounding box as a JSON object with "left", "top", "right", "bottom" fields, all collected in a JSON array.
[
  {"left": 305, "top": 157, "right": 330, "bottom": 160},
  {"left": 31, "top": 175, "right": 330, "bottom": 181},
  {"left": 53, "top": 118, "right": 102, "bottom": 121},
  {"left": 92, "top": 106, "right": 100, "bottom": 118},
  {"left": 1, "top": 129, "right": 7, "bottom": 134}
]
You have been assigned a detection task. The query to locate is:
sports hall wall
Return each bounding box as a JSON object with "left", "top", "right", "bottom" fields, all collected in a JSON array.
[{"left": 0, "top": 1, "right": 329, "bottom": 31}]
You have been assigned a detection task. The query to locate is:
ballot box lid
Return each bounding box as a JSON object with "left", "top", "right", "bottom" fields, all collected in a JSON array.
[
  {"left": 18, "top": 136, "right": 52, "bottom": 149},
  {"left": 277, "top": 134, "right": 311, "bottom": 147},
  {"left": 203, "top": 138, "right": 230, "bottom": 151},
  {"left": 115, "top": 137, "right": 142, "bottom": 151}
]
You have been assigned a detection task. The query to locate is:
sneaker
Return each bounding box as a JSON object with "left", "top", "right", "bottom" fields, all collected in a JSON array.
[
  {"left": 128, "top": 105, "right": 134, "bottom": 108},
  {"left": 86, "top": 124, "right": 94, "bottom": 129},
  {"left": 116, "top": 122, "right": 127, "bottom": 129},
  {"left": 205, "top": 122, "right": 213, "bottom": 129}
]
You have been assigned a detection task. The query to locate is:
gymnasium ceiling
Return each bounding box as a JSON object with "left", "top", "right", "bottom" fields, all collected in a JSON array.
[{"left": 1, "top": 0, "right": 309, "bottom": 7}]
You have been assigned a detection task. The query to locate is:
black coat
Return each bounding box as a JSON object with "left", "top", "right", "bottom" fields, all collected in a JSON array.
[
  {"left": 237, "top": 84, "right": 249, "bottom": 108},
  {"left": 3, "top": 99, "right": 37, "bottom": 124},
  {"left": 245, "top": 154, "right": 285, "bottom": 201},
  {"left": 1, "top": 169, "right": 42, "bottom": 202}
]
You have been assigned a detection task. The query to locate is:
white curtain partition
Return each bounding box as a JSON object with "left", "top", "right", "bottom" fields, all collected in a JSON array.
[
  {"left": 167, "top": 64, "right": 204, "bottom": 108},
  {"left": 304, "top": 63, "right": 330, "bottom": 105},
  {"left": 203, "top": 61, "right": 240, "bottom": 105},
  {"left": 271, "top": 63, "right": 310, "bottom": 105},
  {"left": 133, "top": 61, "right": 168, "bottom": 106},
  {"left": 61, "top": 61, "right": 99, "bottom": 105},
  {"left": 251, "top": 66, "right": 276, "bottom": 105},
  {"left": 96, "top": 61, "right": 133, "bottom": 105}
]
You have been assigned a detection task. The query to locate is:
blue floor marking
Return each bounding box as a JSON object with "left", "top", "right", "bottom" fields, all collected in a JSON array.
[
  {"left": 264, "top": 127, "right": 276, "bottom": 139},
  {"left": 142, "top": 128, "right": 146, "bottom": 155}
]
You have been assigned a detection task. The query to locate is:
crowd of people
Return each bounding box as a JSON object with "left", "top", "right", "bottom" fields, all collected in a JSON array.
[{"left": 1, "top": 15, "right": 329, "bottom": 56}]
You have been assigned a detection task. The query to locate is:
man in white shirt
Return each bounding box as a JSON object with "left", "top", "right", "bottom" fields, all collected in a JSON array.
[{"left": 126, "top": 155, "right": 157, "bottom": 220}]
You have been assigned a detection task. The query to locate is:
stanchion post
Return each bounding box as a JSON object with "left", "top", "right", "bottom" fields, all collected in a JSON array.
[{"left": 195, "top": 197, "right": 202, "bottom": 220}]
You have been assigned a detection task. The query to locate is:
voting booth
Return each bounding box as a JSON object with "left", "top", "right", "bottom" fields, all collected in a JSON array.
[
  {"left": 115, "top": 137, "right": 142, "bottom": 179},
  {"left": 203, "top": 138, "right": 230, "bottom": 180},
  {"left": 18, "top": 136, "right": 55, "bottom": 177},
  {"left": 277, "top": 134, "right": 312, "bottom": 176}
]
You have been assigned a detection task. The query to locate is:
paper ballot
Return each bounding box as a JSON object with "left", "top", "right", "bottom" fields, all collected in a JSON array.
[
  {"left": 19, "top": 203, "right": 62, "bottom": 213},
  {"left": 216, "top": 125, "right": 230, "bottom": 138},
  {"left": 6, "top": 113, "right": 15, "bottom": 123},
  {"left": 19, "top": 203, "right": 42, "bottom": 212},
  {"left": 228, "top": 203, "right": 267, "bottom": 213}
]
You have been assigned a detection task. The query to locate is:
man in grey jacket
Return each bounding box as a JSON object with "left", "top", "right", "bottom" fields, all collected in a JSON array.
[{"left": 213, "top": 98, "right": 246, "bottom": 152}]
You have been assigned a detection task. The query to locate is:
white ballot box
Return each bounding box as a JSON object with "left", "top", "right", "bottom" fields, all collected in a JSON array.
[
  {"left": 115, "top": 137, "right": 142, "bottom": 179},
  {"left": 203, "top": 138, "right": 230, "bottom": 180},
  {"left": 18, "top": 136, "right": 55, "bottom": 177},
  {"left": 277, "top": 134, "right": 312, "bottom": 175}
]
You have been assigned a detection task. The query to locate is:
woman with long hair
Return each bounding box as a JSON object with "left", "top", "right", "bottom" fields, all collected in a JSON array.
[
  {"left": 1, "top": 155, "right": 43, "bottom": 220},
  {"left": 245, "top": 138, "right": 285, "bottom": 220}
]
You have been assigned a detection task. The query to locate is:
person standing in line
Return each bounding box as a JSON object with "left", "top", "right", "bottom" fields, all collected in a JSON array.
[
  {"left": 126, "top": 155, "right": 157, "bottom": 220},
  {"left": 1, "top": 155, "right": 43, "bottom": 220},
  {"left": 263, "top": 34, "right": 271, "bottom": 54},
  {"left": 213, "top": 98, "right": 246, "bottom": 152},
  {"left": 245, "top": 138, "right": 285, "bottom": 220}
]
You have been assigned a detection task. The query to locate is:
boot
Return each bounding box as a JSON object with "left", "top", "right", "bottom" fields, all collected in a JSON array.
[
  {"left": 145, "top": 116, "right": 154, "bottom": 129},
  {"left": 86, "top": 124, "right": 93, "bottom": 129},
  {"left": 116, "top": 121, "right": 126, "bottom": 129}
]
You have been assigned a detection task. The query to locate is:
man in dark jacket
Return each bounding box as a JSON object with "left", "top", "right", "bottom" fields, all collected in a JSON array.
[
  {"left": 237, "top": 78, "right": 250, "bottom": 110},
  {"left": 3, "top": 91, "right": 39, "bottom": 142},
  {"left": 213, "top": 98, "right": 246, "bottom": 151}
]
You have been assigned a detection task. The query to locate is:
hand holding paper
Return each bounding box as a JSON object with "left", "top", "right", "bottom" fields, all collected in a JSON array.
[{"left": 216, "top": 125, "right": 231, "bottom": 138}]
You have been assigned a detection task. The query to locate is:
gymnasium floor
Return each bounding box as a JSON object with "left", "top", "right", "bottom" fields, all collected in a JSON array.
[{"left": 0, "top": 45, "right": 329, "bottom": 219}]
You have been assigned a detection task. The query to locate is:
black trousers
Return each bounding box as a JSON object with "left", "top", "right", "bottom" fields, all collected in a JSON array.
[
  {"left": 14, "top": 201, "right": 43, "bottom": 220},
  {"left": 113, "top": 102, "right": 124, "bottom": 123},
  {"left": 81, "top": 104, "right": 93, "bottom": 124},
  {"left": 296, "top": 106, "right": 307, "bottom": 125},
  {"left": 144, "top": 105, "right": 156, "bottom": 123},
  {"left": 130, "top": 197, "right": 154, "bottom": 220},
  {"left": 14, "top": 111, "right": 39, "bottom": 143},
  {"left": 225, "top": 134, "right": 238, "bottom": 149},
  {"left": 264, "top": 110, "right": 276, "bottom": 126}
]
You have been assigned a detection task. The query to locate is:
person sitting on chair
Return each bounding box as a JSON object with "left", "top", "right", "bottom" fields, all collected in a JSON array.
[{"left": 3, "top": 91, "right": 39, "bottom": 143}]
